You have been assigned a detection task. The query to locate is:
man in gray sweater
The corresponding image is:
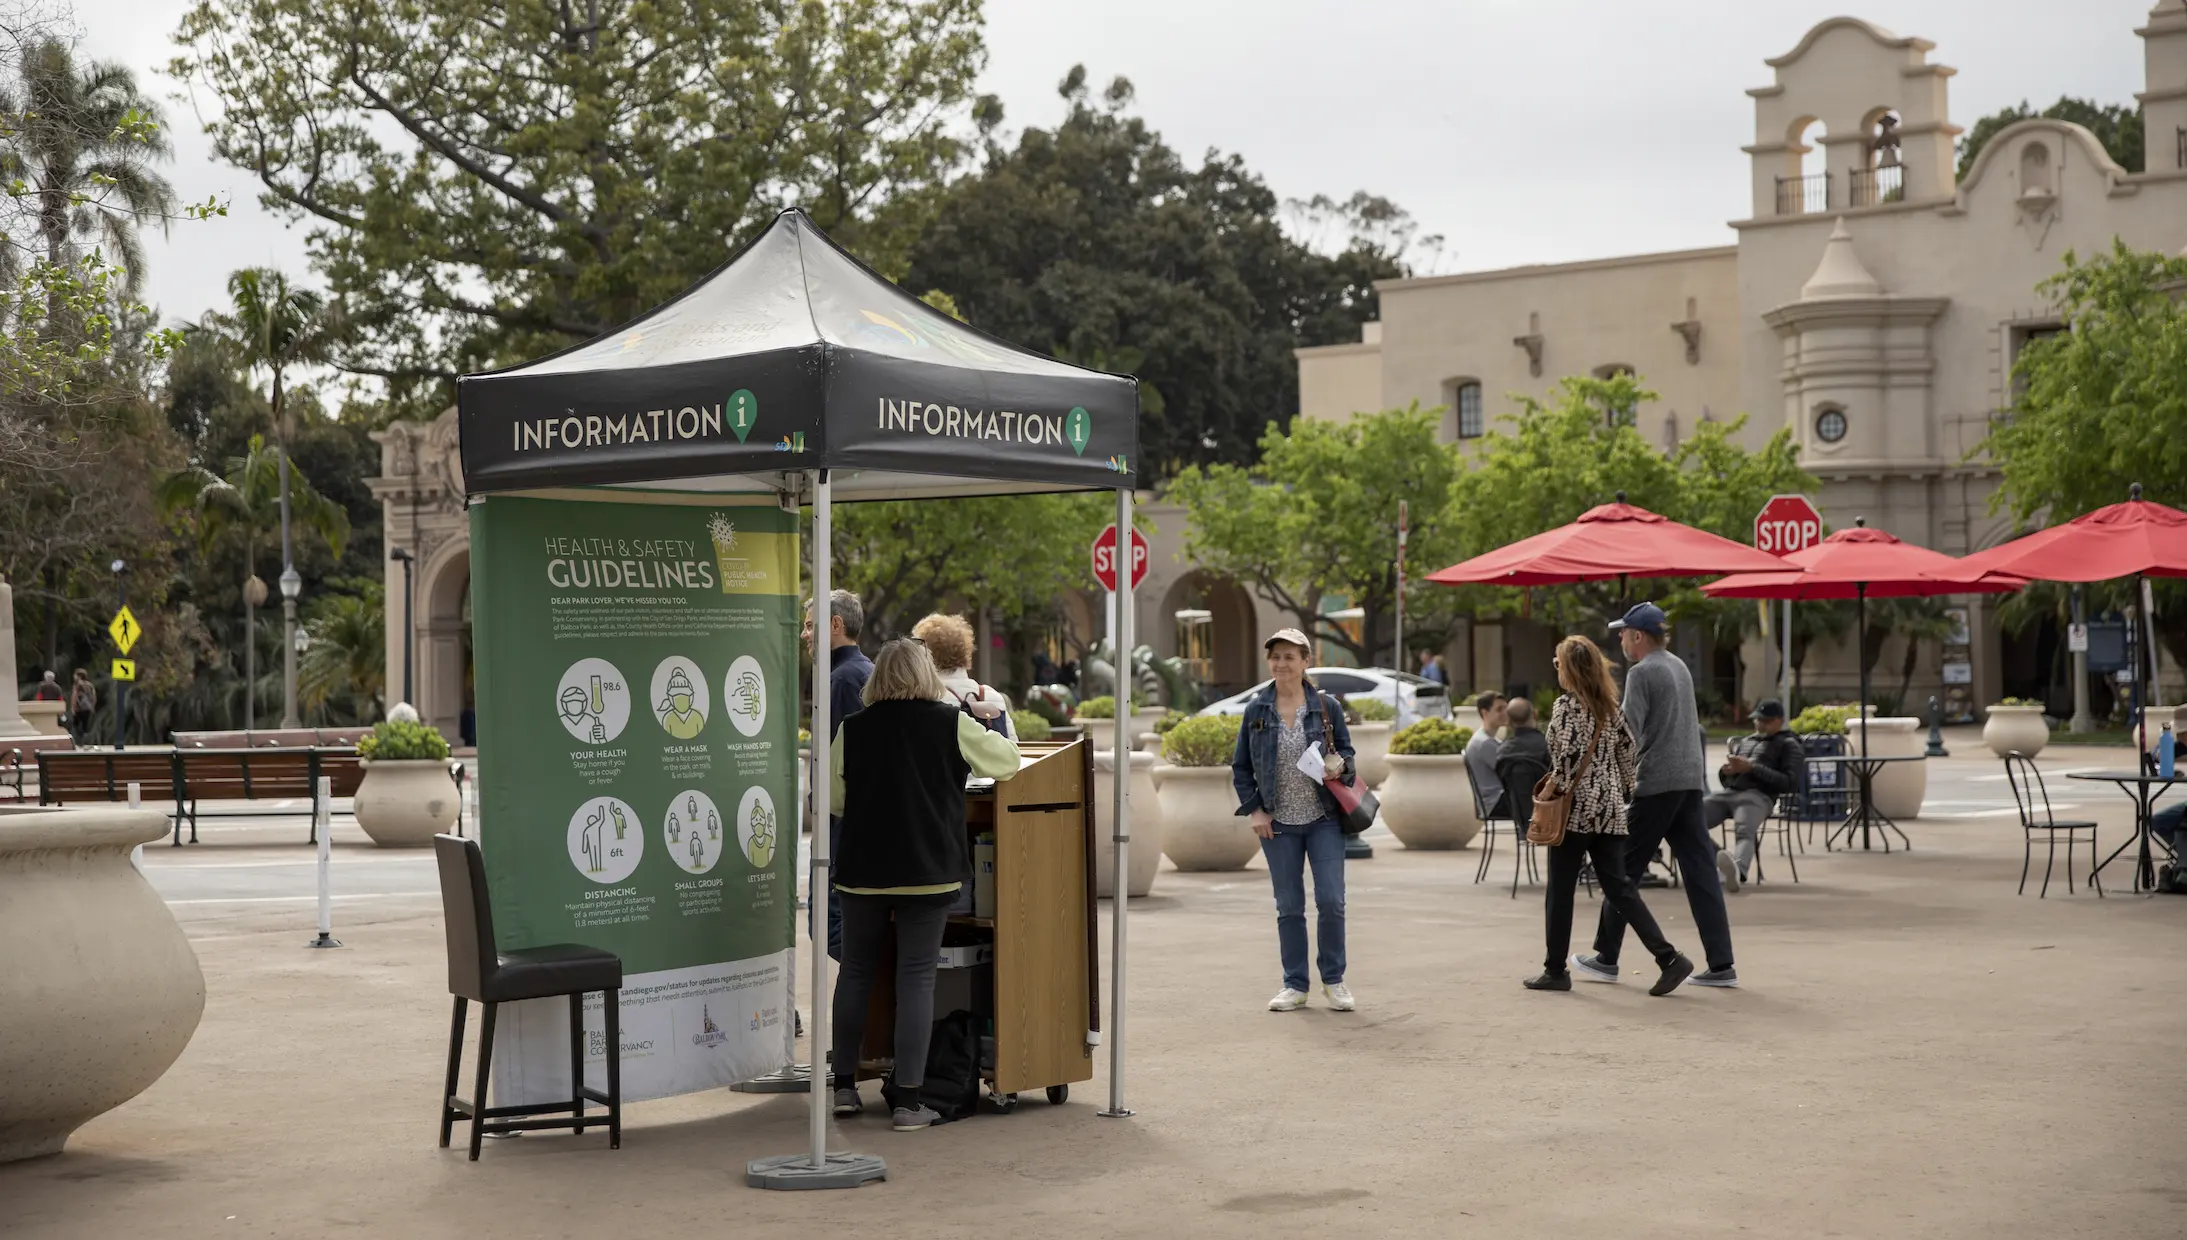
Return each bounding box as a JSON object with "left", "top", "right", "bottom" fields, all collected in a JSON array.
[{"left": 1573, "top": 602, "right": 1739, "bottom": 989}]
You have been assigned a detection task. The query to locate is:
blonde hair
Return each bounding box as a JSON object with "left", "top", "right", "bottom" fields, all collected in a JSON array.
[
  {"left": 1555, "top": 635, "right": 1621, "bottom": 724},
  {"left": 864, "top": 638, "right": 949, "bottom": 706},
  {"left": 910, "top": 613, "right": 976, "bottom": 673}
]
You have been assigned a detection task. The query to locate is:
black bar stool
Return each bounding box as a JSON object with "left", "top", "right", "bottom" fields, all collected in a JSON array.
[{"left": 433, "top": 834, "right": 624, "bottom": 1159}]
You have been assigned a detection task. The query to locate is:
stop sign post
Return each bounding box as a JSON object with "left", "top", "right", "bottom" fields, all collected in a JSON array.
[
  {"left": 1754, "top": 494, "right": 1823, "bottom": 705},
  {"left": 1091, "top": 524, "right": 1149, "bottom": 593}
]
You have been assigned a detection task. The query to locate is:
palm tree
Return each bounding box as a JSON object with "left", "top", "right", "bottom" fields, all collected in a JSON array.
[
  {"left": 0, "top": 38, "right": 176, "bottom": 288},
  {"left": 158, "top": 434, "right": 349, "bottom": 729},
  {"left": 300, "top": 583, "right": 386, "bottom": 723},
  {"left": 190, "top": 268, "right": 347, "bottom": 726}
]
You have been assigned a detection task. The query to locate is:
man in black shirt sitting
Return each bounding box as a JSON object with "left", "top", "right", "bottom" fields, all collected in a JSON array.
[{"left": 1706, "top": 699, "right": 1805, "bottom": 890}]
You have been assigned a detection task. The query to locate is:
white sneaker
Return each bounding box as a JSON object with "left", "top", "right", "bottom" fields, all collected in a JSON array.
[
  {"left": 1716, "top": 849, "right": 1741, "bottom": 891},
  {"left": 1323, "top": 983, "right": 1357, "bottom": 1012},
  {"left": 1267, "top": 987, "right": 1308, "bottom": 1012}
]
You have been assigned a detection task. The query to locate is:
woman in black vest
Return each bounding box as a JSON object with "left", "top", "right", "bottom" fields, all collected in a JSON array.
[{"left": 828, "top": 638, "right": 1020, "bottom": 1130}]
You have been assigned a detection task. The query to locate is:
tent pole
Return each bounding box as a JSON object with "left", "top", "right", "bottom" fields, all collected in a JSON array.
[
  {"left": 809, "top": 469, "right": 834, "bottom": 1167},
  {"left": 1101, "top": 485, "right": 1135, "bottom": 1119},
  {"left": 749, "top": 469, "right": 884, "bottom": 1189}
]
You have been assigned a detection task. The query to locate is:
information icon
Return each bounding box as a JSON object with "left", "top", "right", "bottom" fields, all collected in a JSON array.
[
  {"left": 724, "top": 654, "right": 767, "bottom": 738},
  {"left": 738, "top": 785, "right": 779, "bottom": 869},
  {"left": 567, "top": 796, "right": 643, "bottom": 884},
  {"left": 556, "top": 658, "right": 630, "bottom": 745},
  {"left": 665, "top": 789, "right": 723, "bottom": 875}
]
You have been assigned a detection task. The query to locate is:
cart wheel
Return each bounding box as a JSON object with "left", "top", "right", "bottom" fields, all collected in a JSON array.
[
  {"left": 991, "top": 1090, "right": 1018, "bottom": 1114},
  {"left": 1045, "top": 1084, "right": 1069, "bottom": 1105}
]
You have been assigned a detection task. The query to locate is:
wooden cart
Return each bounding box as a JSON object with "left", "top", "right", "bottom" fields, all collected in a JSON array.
[{"left": 858, "top": 739, "right": 1099, "bottom": 1109}]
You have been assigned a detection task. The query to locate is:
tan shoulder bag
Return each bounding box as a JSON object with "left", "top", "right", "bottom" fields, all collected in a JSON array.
[{"left": 1528, "top": 714, "right": 1605, "bottom": 847}]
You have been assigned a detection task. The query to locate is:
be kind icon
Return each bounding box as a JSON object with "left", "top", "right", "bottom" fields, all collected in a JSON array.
[
  {"left": 664, "top": 789, "right": 723, "bottom": 875},
  {"left": 568, "top": 795, "right": 642, "bottom": 883}
]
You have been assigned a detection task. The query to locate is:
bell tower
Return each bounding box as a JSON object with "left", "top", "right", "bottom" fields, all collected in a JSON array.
[
  {"left": 1744, "top": 18, "right": 1960, "bottom": 218},
  {"left": 2141, "top": 1, "right": 2187, "bottom": 173}
]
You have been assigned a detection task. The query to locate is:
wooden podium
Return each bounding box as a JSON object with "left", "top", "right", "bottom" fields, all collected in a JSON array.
[{"left": 859, "top": 739, "right": 1099, "bottom": 1106}]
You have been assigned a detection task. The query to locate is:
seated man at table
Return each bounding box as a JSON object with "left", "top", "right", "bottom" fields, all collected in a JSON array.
[
  {"left": 1464, "top": 692, "right": 1510, "bottom": 816},
  {"left": 2155, "top": 800, "right": 2182, "bottom": 852},
  {"left": 1704, "top": 699, "right": 1805, "bottom": 890},
  {"left": 1493, "top": 697, "right": 1550, "bottom": 801}
]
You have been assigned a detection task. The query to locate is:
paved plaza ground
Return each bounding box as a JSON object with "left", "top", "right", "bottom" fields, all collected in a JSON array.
[{"left": 7, "top": 735, "right": 2186, "bottom": 1238}]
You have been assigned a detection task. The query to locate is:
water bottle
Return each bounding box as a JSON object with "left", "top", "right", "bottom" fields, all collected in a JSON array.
[{"left": 2160, "top": 724, "right": 2176, "bottom": 780}]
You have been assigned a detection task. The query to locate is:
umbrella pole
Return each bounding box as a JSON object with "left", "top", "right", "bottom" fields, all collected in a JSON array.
[
  {"left": 1858, "top": 584, "right": 1869, "bottom": 761},
  {"left": 2137, "top": 572, "right": 2152, "bottom": 758}
]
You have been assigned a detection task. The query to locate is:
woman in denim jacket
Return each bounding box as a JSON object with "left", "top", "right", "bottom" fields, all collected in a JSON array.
[{"left": 1229, "top": 628, "right": 1359, "bottom": 1013}]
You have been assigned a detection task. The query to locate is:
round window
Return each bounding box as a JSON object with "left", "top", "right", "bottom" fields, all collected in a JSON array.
[{"left": 1814, "top": 407, "right": 1848, "bottom": 443}]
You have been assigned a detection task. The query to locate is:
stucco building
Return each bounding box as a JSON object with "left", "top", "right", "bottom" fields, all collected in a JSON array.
[{"left": 1293, "top": 7, "right": 2187, "bottom": 715}]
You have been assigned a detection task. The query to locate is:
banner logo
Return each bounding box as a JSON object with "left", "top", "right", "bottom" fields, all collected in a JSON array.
[
  {"left": 728, "top": 389, "right": 757, "bottom": 442},
  {"left": 1066, "top": 406, "right": 1091, "bottom": 456}
]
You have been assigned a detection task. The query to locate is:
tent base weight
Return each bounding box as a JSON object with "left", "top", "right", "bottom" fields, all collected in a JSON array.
[{"left": 747, "top": 1151, "right": 886, "bottom": 1190}]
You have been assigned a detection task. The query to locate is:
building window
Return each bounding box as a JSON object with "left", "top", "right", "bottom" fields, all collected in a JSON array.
[
  {"left": 1814, "top": 405, "right": 1848, "bottom": 444},
  {"left": 1455, "top": 382, "right": 1483, "bottom": 439}
]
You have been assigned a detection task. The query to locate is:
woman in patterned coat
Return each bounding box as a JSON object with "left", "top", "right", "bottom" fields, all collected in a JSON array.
[{"left": 1524, "top": 635, "right": 1695, "bottom": 996}]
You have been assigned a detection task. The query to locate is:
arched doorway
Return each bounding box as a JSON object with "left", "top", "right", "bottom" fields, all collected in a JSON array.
[
  {"left": 1157, "top": 571, "right": 1258, "bottom": 702},
  {"left": 420, "top": 548, "right": 473, "bottom": 743}
]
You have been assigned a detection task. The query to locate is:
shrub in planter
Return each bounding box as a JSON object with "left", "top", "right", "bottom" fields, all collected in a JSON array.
[
  {"left": 1348, "top": 697, "right": 1397, "bottom": 723},
  {"left": 354, "top": 720, "right": 457, "bottom": 847},
  {"left": 1011, "top": 710, "right": 1053, "bottom": 742},
  {"left": 1154, "top": 715, "right": 1254, "bottom": 871},
  {"left": 356, "top": 719, "right": 451, "bottom": 761},
  {"left": 1388, "top": 717, "right": 1472, "bottom": 756},
  {"left": 1075, "top": 695, "right": 1117, "bottom": 720},
  {"left": 1154, "top": 709, "right": 1192, "bottom": 734},
  {"left": 1343, "top": 697, "right": 1400, "bottom": 787},
  {"left": 1379, "top": 718, "right": 1479, "bottom": 848},
  {"left": 1790, "top": 705, "right": 1850, "bottom": 736}
]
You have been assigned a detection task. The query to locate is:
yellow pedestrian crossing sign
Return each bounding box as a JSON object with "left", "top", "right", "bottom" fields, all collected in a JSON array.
[
  {"left": 111, "top": 658, "right": 135, "bottom": 682},
  {"left": 109, "top": 606, "right": 140, "bottom": 654}
]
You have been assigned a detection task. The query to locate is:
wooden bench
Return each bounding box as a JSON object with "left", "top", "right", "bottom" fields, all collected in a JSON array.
[
  {"left": 4, "top": 734, "right": 77, "bottom": 801},
  {"left": 39, "top": 746, "right": 465, "bottom": 845},
  {"left": 172, "top": 728, "right": 323, "bottom": 748},
  {"left": 35, "top": 752, "right": 187, "bottom": 823}
]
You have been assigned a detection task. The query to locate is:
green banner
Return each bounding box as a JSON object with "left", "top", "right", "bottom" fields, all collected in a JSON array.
[{"left": 471, "top": 491, "right": 799, "bottom": 1101}]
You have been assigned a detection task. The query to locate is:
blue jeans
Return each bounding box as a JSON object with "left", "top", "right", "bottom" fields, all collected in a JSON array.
[
  {"left": 1260, "top": 816, "right": 1346, "bottom": 992},
  {"left": 2155, "top": 801, "right": 2182, "bottom": 850}
]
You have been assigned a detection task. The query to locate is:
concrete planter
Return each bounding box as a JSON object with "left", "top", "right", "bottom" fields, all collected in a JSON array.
[
  {"left": 1983, "top": 705, "right": 2050, "bottom": 760},
  {"left": 1093, "top": 750, "right": 1164, "bottom": 897},
  {"left": 1138, "top": 732, "right": 1163, "bottom": 753},
  {"left": 0, "top": 807, "right": 205, "bottom": 1162},
  {"left": 1130, "top": 708, "right": 1168, "bottom": 750},
  {"left": 1377, "top": 753, "right": 1481, "bottom": 849},
  {"left": 1853, "top": 717, "right": 1927, "bottom": 819},
  {"left": 1152, "top": 763, "right": 1256, "bottom": 871},
  {"left": 354, "top": 758, "right": 459, "bottom": 847},
  {"left": 1350, "top": 722, "right": 1393, "bottom": 788},
  {"left": 19, "top": 701, "right": 65, "bottom": 736}
]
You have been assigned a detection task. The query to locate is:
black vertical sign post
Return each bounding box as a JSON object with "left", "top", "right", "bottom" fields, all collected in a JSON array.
[{"left": 111, "top": 559, "right": 128, "bottom": 751}]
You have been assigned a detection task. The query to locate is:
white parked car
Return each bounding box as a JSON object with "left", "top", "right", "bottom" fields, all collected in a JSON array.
[{"left": 1198, "top": 667, "right": 1452, "bottom": 729}]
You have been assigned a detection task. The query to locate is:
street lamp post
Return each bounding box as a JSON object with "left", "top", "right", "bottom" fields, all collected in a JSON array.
[
  {"left": 243, "top": 574, "right": 268, "bottom": 731},
  {"left": 279, "top": 565, "right": 302, "bottom": 728},
  {"left": 390, "top": 548, "right": 416, "bottom": 707},
  {"left": 110, "top": 559, "right": 127, "bottom": 750}
]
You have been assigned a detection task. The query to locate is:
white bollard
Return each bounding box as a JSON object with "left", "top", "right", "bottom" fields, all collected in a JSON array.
[
  {"left": 128, "top": 781, "right": 144, "bottom": 871},
  {"left": 306, "top": 775, "right": 341, "bottom": 948}
]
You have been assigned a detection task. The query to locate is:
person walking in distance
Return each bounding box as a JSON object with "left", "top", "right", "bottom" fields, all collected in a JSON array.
[
  {"left": 1231, "top": 628, "right": 1360, "bottom": 1013},
  {"left": 1524, "top": 636, "right": 1695, "bottom": 994},
  {"left": 1574, "top": 603, "right": 1739, "bottom": 989}
]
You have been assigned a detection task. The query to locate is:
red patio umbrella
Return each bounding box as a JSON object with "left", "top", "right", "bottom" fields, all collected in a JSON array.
[
  {"left": 1425, "top": 494, "right": 1791, "bottom": 587},
  {"left": 1703, "top": 520, "right": 2024, "bottom": 757},
  {"left": 1956, "top": 484, "right": 2187, "bottom": 753}
]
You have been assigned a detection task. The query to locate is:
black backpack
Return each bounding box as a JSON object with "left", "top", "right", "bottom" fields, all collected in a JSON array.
[{"left": 881, "top": 1010, "right": 982, "bottom": 1123}]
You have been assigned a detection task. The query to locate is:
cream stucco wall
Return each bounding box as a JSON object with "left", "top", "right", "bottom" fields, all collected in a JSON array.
[{"left": 1293, "top": 340, "right": 1384, "bottom": 422}]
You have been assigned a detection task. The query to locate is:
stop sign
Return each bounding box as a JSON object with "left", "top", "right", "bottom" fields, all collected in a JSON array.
[
  {"left": 1754, "top": 494, "right": 1824, "bottom": 556},
  {"left": 1091, "top": 524, "right": 1149, "bottom": 592}
]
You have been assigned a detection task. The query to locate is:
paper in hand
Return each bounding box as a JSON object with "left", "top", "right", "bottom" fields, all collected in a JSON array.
[{"left": 1295, "top": 740, "right": 1326, "bottom": 782}]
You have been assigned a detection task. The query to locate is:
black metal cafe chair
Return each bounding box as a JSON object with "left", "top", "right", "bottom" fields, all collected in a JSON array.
[
  {"left": 2001, "top": 753, "right": 2100, "bottom": 899},
  {"left": 1469, "top": 760, "right": 1521, "bottom": 888},
  {"left": 433, "top": 834, "right": 624, "bottom": 1159}
]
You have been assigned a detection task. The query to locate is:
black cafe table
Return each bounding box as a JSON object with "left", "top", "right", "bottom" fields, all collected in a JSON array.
[
  {"left": 2068, "top": 770, "right": 2183, "bottom": 894},
  {"left": 1810, "top": 754, "right": 1924, "bottom": 852}
]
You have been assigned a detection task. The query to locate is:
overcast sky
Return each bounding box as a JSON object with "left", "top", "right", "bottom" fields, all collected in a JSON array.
[{"left": 89, "top": 0, "right": 2158, "bottom": 331}]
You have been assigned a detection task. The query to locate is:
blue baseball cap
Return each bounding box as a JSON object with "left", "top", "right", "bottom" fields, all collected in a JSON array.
[{"left": 1608, "top": 602, "right": 1668, "bottom": 638}]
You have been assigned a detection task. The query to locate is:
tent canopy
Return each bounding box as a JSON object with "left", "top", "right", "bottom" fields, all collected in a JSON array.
[{"left": 457, "top": 209, "right": 1139, "bottom": 499}]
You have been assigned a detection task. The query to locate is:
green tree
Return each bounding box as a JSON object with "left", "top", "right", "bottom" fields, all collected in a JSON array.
[
  {"left": 300, "top": 578, "right": 385, "bottom": 722},
  {"left": 1, "top": 37, "right": 175, "bottom": 285},
  {"left": 903, "top": 68, "right": 1413, "bottom": 476},
  {"left": 172, "top": 0, "right": 986, "bottom": 407},
  {"left": 157, "top": 433, "right": 350, "bottom": 726},
  {"left": 1985, "top": 240, "right": 2187, "bottom": 667},
  {"left": 829, "top": 491, "right": 1112, "bottom": 654},
  {"left": 1169, "top": 405, "right": 1457, "bottom": 666},
  {"left": 1956, "top": 97, "right": 2142, "bottom": 179}
]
